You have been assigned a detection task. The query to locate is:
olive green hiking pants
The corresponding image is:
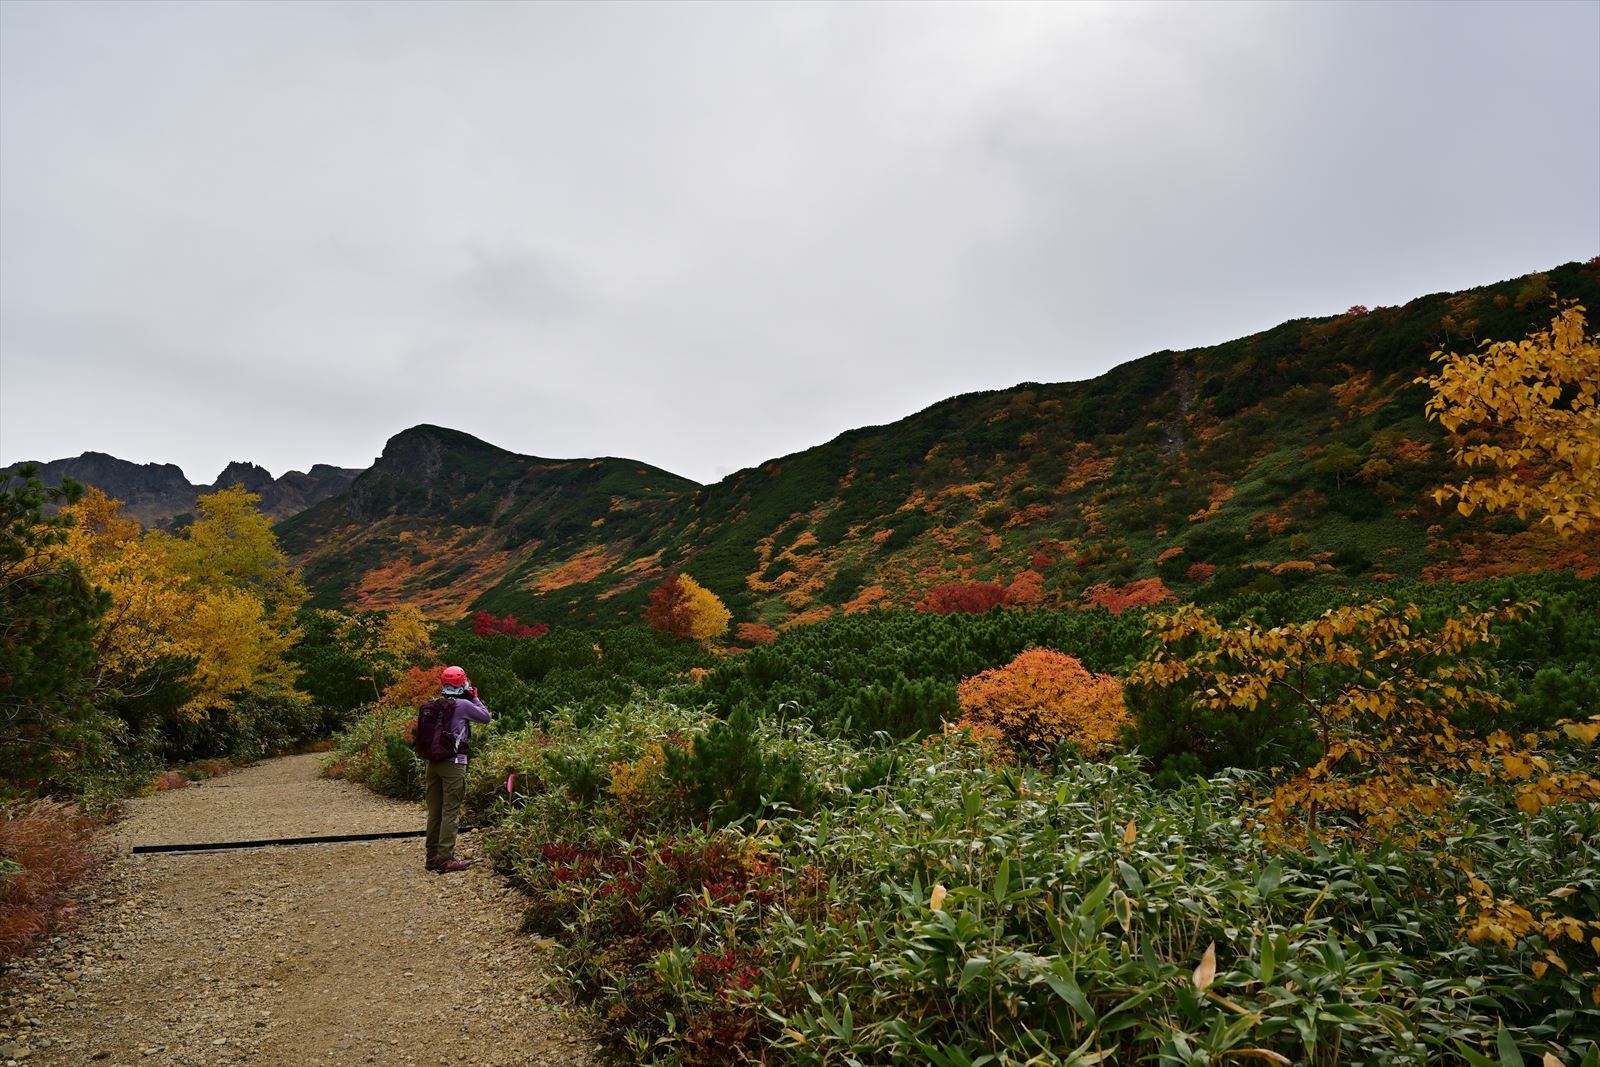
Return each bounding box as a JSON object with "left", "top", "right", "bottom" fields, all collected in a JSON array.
[{"left": 424, "top": 760, "right": 467, "bottom": 861}]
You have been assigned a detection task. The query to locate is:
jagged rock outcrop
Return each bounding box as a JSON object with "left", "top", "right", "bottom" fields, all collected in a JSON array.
[{"left": 4, "top": 453, "right": 358, "bottom": 526}]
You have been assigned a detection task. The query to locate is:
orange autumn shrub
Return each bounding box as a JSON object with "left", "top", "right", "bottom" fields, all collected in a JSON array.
[
  {"left": 1081, "top": 577, "right": 1175, "bottom": 614},
  {"left": 735, "top": 622, "right": 778, "bottom": 646},
  {"left": 955, "top": 649, "right": 1129, "bottom": 762},
  {"left": 381, "top": 665, "right": 447, "bottom": 710},
  {"left": 1004, "top": 569, "right": 1046, "bottom": 607},
  {"left": 917, "top": 582, "right": 1009, "bottom": 615}
]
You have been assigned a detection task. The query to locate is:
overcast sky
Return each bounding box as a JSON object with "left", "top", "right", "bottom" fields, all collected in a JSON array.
[{"left": 2, "top": 1, "right": 1596, "bottom": 486}]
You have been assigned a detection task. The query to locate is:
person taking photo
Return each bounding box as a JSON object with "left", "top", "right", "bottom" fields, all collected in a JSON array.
[{"left": 415, "top": 665, "right": 491, "bottom": 873}]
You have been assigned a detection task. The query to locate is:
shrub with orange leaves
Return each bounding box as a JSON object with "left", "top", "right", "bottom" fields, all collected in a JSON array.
[
  {"left": 1188, "top": 483, "right": 1233, "bottom": 522},
  {"left": 781, "top": 606, "right": 836, "bottom": 629},
  {"left": 955, "top": 649, "right": 1129, "bottom": 762},
  {"left": 734, "top": 622, "right": 777, "bottom": 646},
  {"left": 917, "top": 582, "right": 1009, "bottom": 615},
  {"left": 1080, "top": 578, "right": 1175, "bottom": 614},
  {"left": 380, "top": 665, "right": 447, "bottom": 710},
  {"left": 1004, "top": 570, "right": 1045, "bottom": 607},
  {"left": 842, "top": 585, "right": 891, "bottom": 614},
  {"left": 1184, "top": 562, "right": 1217, "bottom": 582}
]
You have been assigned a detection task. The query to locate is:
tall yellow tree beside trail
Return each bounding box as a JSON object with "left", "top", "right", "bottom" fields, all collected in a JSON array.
[
  {"left": 58, "top": 487, "right": 307, "bottom": 719},
  {"left": 1421, "top": 301, "right": 1600, "bottom": 536},
  {"left": 56, "top": 489, "right": 193, "bottom": 693},
  {"left": 149, "top": 486, "right": 308, "bottom": 696}
]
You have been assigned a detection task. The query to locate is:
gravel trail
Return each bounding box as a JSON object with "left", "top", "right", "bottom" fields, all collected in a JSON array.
[{"left": 0, "top": 755, "right": 598, "bottom": 1067}]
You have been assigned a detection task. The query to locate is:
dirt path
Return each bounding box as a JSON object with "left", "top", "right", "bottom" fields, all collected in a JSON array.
[{"left": 0, "top": 755, "right": 599, "bottom": 1067}]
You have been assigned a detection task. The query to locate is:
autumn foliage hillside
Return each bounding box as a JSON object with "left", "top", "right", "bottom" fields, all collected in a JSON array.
[{"left": 275, "top": 260, "right": 1600, "bottom": 628}]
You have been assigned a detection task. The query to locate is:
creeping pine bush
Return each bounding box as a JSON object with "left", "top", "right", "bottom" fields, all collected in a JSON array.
[{"left": 0, "top": 802, "right": 101, "bottom": 960}]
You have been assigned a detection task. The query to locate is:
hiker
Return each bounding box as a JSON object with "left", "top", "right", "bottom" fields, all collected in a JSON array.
[{"left": 420, "top": 665, "right": 492, "bottom": 873}]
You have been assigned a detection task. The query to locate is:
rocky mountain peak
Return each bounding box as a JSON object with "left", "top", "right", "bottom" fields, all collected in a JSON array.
[{"left": 211, "top": 460, "right": 275, "bottom": 493}]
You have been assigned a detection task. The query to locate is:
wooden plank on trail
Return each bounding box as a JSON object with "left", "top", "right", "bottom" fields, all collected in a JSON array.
[{"left": 131, "top": 829, "right": 426, "bottom": 854}]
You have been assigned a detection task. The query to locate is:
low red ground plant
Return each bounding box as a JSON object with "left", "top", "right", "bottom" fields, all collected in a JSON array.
[
  {"left": 0, "top": 802, "right": 101, "bottom": 961},
  {"left": 154, "top": 771, "right": 188, "bottom": 791},
  {"left": 471, "top": 611, "right": 549, "bottom": 639}
]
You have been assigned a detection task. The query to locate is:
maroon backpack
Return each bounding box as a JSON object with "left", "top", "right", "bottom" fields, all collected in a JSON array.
[{"left": 411, "top": 697, "right": 458, "bottom": 762}]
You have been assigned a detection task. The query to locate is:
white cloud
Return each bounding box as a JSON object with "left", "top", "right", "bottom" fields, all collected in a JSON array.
[{"left": 3, "top": 0, "right": 1596, "bottom": 484}]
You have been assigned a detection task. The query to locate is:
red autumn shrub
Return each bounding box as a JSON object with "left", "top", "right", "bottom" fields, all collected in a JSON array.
[
  {"left": 471, "top": 611, "right": 549, "bottom": 639},
  {"left": 917, "top": 582, "right": 1010, "bottom": 615},
  {"left": 0, "top": 802, "right": 101, "bottom": 961},
  {"left": 154, "top": 771, "right": 188, "bottom": 791},
  {"left": 1185, "top": 562, "right": 1217, "bottom": 582}
]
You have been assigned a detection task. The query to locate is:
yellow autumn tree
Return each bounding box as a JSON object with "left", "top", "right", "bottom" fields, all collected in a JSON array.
[
  {"left": 56, "top": 489, "right": 190, "bottom": 690},
  {"left": 645, "top": 573, "right": 730, "bottom": 641},
  {"left": 679, "top": 575, "right": 731, "bottom": 641},
  {"left": 1421, "top": 300, "right": 1600, "bottom": 536},
  {"left": 57, "top": 487, "right": 307, "bottom": 719},
  {"left": 148, "top": 486, "right": 307, "bottom": 695},
  {"left": 376, "top": 605, "right": 436, "bottom": 667}
]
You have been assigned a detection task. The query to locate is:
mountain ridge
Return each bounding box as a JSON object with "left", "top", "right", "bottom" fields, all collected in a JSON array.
[
  {"left": 280, "top": 259, "right": 1600, "bottom": 626},
  {"left": 18, "top": 259, "right": 1597, "bottom": 624},
  {"left": 3, "top": 451, "right": 361, "bottom": 526}
]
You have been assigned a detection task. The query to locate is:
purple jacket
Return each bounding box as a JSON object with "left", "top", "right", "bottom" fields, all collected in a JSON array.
[{"left": 445, "top": 694, "right": 492, "bottom": 765}]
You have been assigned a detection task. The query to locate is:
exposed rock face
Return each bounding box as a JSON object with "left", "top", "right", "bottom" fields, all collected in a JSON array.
[
  {"left": 212, "top": 461, "right": 275, "bottom": 494},
  {"left": 4, "top": 452, "right": 197, "bottom": 526},
  {"left": 211, "top": 461, "right": 360, "bottom": 521},
  {"left": 4, "top": 453, "right": 358, "bottom": 526},
  {"left": 344, "top": 425, "right": 473, "bottom": 521},
  {"left": 265, "top": 464, "right": 363, "bottom": 520}
]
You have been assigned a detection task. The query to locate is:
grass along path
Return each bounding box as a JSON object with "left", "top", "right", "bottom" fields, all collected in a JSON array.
[{"left": 0, "top": 754, "right": 598, "bottom": 1067}]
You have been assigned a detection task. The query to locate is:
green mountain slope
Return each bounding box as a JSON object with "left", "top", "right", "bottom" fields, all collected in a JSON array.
[
  {"left": 281, "top": 261, "right": 1600, "bottom": 625},
  {"left": 275, "top": 424, "right": 696, "bottom": 614}
]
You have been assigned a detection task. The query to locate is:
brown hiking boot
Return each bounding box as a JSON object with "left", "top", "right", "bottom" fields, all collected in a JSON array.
[
  {"left": 435, "top": 857, "right": 474, "bottom": 873},
  {"left": 425, "top": 856, "right": 443, "bottom": 872}
]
